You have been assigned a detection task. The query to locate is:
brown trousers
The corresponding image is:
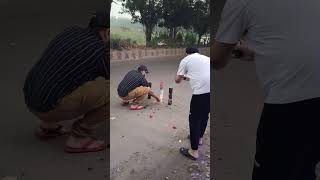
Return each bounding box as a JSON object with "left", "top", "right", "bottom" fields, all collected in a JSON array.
[
  {"left": 120, "top": 86, "right": 151, "bottom": 102},
  {"left": 32, "top": 78, "right": 109, "bottom": 137}
]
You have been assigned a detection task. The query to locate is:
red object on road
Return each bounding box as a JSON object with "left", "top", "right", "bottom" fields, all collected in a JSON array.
[{"left": 172, "top": 126, "right": 177, "bottom": 129}]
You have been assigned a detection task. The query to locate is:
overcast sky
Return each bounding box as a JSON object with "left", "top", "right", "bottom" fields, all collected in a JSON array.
[{"left": 111, "top": 1, "right": 131, "bottom": 19}]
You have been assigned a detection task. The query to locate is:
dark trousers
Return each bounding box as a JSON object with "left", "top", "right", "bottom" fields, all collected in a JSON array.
[
  {"left": 189, "top": 93, "right": 210, "bottom": 150},
  {"left": 252, "top": 98, "right": 320, "bottom": 180}
]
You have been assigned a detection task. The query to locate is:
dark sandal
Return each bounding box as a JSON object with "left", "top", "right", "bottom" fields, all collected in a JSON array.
[
  {"left": 64, "top": 138, "right": 107, "bottom": 153},
  {"left": 35, "top": 125, "right": 68, "bottom": 140},
  {"left": 179, "top": 147, "right": 197, "bottom": 161}
]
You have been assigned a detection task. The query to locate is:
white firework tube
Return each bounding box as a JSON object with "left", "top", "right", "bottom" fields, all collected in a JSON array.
[{"left": 160, "top": 89, "right": 164, "bottom": 103}]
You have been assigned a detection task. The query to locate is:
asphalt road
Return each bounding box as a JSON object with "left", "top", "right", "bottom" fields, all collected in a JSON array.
[
  {"left": 212, "top": 59, "right": 264, "bottom": 180},
  {"left": 110, "top": 55, "right": 211, "bottom": 180}
]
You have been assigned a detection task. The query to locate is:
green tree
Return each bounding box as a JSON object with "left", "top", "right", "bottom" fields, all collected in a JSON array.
[
  {"left": 159, "top": 0, "right": 193, "bottom": 39},
  {"left": 191, "top": 0, "right": 209, "bottom": 45},
  {"left": 120, "top": 0, "right": 162, "bottom": 47}
]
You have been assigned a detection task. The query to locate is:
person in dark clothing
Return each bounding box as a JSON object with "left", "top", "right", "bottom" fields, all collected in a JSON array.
[
  {"left": 176, "top": 48, "right": 210, "bottom": 160},
  {"left": 23, "top": 10, "right": 110, "bottom": 153},
  {"left": 117, "top": 65, "right": 160, "bottom": 110}
]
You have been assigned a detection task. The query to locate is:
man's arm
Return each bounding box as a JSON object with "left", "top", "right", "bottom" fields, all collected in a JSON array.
[
  {"left": 175, "top": 60, "right": 188, "bottom": 84},
  {"left": 211, "top": 42, "right": 236, "bottom": 70},
  {"left": 212, "top": 0, "right": 250, "bottom": 70},
  {"left": 148, "top": 90, "right": 160, "bottom": 102},
  {"left": 233, "top": 45, "right": 255, "bottom": 61},
  {"left": 211, "top": 42, "right": 255, "bottom": 70},
  {"left": 175, "top": 75, "right": 184, "bottom": 84}
]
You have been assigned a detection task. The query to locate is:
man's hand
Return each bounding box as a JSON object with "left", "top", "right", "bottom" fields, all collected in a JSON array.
[
  {"left": 148, "top": 91, "right": 160, "bottom": 102},
  {"left": 233, "top": 45, "right": 255, "bottom": 61},
  {"left": 175, "top": 75, "right": 184, "bottom": 84},
  {"left": 183, "top": 76, "right": 190, "bottom": 81},
  {"left": 155, "top": 96, "right": 161, "bottom": 102}
]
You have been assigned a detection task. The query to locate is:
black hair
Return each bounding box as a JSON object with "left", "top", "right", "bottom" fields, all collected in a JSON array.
[
  {"left": 186, "top": 47, "right": 199, "bottom": 54},
  {"left": 88, "top": 10, "right": 109, "bottom": 29}
]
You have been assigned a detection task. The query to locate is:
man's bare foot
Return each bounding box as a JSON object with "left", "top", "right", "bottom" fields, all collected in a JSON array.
[
  {"left": 188, "top": 149, "right": 199, "bottom": 159},
  {"left": 121, "top": 101, "right": 130, "bottom": 106},
  {"left": 65, "top": 135, "right": 107, "bottom": 153}
]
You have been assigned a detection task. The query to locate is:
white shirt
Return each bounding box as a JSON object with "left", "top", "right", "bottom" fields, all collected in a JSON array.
[
  {"left": 177, "top": 53, "right": 210, "bottom": 95},
  {"left": 215, "top": 0, "right": 320, "bottom": 104}
]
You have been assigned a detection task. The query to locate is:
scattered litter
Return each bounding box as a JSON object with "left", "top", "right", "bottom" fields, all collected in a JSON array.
[
  {"left": 149, "top": 114, "right": 153, "bottom": 118},
  {"left": 122, "top": 136, "right": 125, "bottom": 138},
  {"left": 172, "top": 170, "right": 177, "bottom": 174},
  {"left": 189, "top": 163, "right": 200, "bottom": 171},
  {"left": 178, "top": 140, "right": 182, "bottom": 143},
  {"left": 110, "top": 117, "right": 116, "bottom": 120},
  {"left": 206, "top": 154, "right": 210, "bottom": 158},
  {"left": 116, "top": 168, "right": 121, "bottom": 173},
  {"left": 165, "top": 177, "right": 169, "bottom": 180},
  {"left": 172, "top": 126, "right": 177, "bottom": 129},
  {"left": 206, "top": 173, "right": 210, "bottom": 178}
]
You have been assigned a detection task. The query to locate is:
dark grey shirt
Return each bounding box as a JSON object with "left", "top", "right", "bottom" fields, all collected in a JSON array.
[
  {"left": 23, "top": 26, "right": 109, "bottom": 112},
  {"left": 117, "top": 70, "right": 149, "bottom": 97}
]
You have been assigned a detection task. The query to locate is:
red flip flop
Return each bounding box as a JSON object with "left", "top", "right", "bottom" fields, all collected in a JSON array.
[
  {"left": 129, "top": 105, "right": 144, "bottom": 110},
  {"left": 64, "top": 138, "right": 108, "bottom": 153}
]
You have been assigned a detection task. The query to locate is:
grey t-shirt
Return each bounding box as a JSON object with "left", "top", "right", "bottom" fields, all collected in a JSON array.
[{"left": 215, "top": 0, "right": 320, "bottom": 104}]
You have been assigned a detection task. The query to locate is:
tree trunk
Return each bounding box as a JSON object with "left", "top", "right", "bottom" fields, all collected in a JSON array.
[
  {"left": 198, "top": 34, "right": 203, "bottom": 45},
  {"left": 169, "top": 28, "right": 174, "bottom": 39},
  {"left": 145, "top": 26, "right": 153, "bottom": 47},
  {"left": 173, "top": 27, "right": 177, "bottom": 39}
]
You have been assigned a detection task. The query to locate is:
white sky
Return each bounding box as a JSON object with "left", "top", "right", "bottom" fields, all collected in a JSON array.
[{"left": 111, "top": 1, "right": 131, "bottom": 19}]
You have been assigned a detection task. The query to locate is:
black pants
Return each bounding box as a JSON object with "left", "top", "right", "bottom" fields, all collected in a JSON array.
[
  {"left": 252, "top": 98, "right": 320, "bottom": 180},
  {"left": 189, "top": 93, "right": 210, "bottom": 150}
]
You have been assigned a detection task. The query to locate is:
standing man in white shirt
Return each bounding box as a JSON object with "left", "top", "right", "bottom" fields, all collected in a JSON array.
[
  {"left": 212, "top": 0, "right": 320, "bottom": 179},
  {"left": 176, "top": 47, "right": 210, "bottom": 160}
]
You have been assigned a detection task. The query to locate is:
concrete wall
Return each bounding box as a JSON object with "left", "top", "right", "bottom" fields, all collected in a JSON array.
[{"left": 111, "top": 47, "right": 210, "bottom": 61}]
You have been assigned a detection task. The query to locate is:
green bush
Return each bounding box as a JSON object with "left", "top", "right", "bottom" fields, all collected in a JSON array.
[
  {"left": 184, "top": 32, "right": 197, "bottom": 47},
  {"left": 176, "top": 32, "right": 184, "bottom": 47}
]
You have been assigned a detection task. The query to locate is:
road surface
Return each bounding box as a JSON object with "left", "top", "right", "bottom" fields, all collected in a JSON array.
[
  {"left": 212, "top": 59, "right": 264, "bottom": 180},
  {"left": 110, "top": 56, "right": 211, "bottom": 180}
]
